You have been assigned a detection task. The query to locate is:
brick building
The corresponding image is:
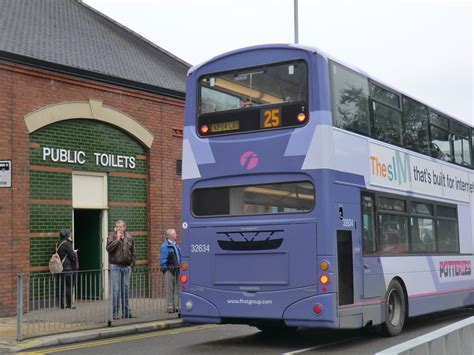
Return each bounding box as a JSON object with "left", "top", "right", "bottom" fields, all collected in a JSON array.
[{"left": 0, "top": 0, "right": 189, "bottom": 316}]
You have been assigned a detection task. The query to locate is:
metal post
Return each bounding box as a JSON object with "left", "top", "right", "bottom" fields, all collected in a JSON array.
[
  {"left": 48, "top": 274, "right": 51, "bottom": 334},
  {"left": 108, "top": 268, "right": 112, "bottom": 325},
  {"left": 294, "top": 0, "right": 299, "bottom": 44},
  {"left": 17, "top": 274, "right": 24, "bottom": 341}
]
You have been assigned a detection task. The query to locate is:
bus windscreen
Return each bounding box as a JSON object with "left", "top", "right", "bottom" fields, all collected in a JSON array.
[{"left": 198, "top": 60, "right": 308, "bottom": 136}]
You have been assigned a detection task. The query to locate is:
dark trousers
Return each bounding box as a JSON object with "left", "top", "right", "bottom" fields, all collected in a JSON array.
[{"left": 56, "top": 272, "right": 72, "bottom": 309}]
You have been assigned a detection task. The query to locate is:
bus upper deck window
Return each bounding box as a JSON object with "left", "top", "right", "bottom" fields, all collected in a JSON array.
[{"left": 197, "top": 59, "right": 308, "bottom": 135}]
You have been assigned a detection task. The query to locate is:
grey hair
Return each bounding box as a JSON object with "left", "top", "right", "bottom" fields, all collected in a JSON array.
[
  {"left": 115, "top": 220, "right": 126, "bottom": 228},
  {"left": 166, "top": 229, "right": 176, "bottom": 238}
]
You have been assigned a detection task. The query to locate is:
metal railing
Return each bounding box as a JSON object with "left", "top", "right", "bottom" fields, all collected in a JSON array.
[{"left": 17, "top": 267, "right": 180, "bottom": 340}]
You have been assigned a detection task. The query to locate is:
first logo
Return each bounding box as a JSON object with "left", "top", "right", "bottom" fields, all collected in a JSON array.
[{"left": 240, "top": 151, "right": 259, "bottom": 170}]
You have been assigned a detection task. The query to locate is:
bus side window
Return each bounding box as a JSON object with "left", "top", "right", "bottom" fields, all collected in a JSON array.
[
  {"left": 361, "top": 195, "right": 376, "bottom": 254},
  {"left": 379, "top": 217, "right": 409, "bottom": 254},
  {"left": 402, "top": 96, "right": 429, "bottom": 155},
  {"left": 330, "top": 61, "right": 370, "bottom": 136}
]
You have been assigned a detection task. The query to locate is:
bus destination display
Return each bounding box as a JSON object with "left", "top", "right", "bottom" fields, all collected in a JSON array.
[
  {"left": 210, "top": 121, "right": 240, "bottom": 133},
  {"left": 199, "top": 103, "right": 307, "bottom": 136}
]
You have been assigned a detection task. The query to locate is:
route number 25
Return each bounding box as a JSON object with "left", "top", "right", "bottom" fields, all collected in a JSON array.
[{"left": 261, "top": 108, "right": 281, "bottom": 128}]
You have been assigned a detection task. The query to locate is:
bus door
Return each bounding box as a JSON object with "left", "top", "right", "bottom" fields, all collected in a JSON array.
[
  {"left": 335, "top": 201, "right": 361, "bottom": 306},
  {"left": 361, "top": 194, "right": 384, "bottom": 299}
]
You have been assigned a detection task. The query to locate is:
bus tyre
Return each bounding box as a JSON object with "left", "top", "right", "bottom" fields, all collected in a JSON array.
[{"left": 381, "top": 279, "right": 406, "bottom": 337}]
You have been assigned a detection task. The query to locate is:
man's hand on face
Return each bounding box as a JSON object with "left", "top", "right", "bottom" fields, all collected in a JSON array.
[{"left": 115, "top": 223, "right": 125, "bottom": 240}]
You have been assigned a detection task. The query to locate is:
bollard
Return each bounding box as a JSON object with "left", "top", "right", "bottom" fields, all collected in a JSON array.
[{"left": 16, "top": 274, "right": 24, "bottom": 341}]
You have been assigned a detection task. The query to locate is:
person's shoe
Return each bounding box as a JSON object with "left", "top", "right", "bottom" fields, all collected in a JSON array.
[
  {"left": 123, "top": 314, "right": 135, "bottom": 319},
  {"left": 113, "top": 315, "right": 120, "bottom": 320},
  {"left": 166, "top": 309, "right": 174, "bottom": 313}
]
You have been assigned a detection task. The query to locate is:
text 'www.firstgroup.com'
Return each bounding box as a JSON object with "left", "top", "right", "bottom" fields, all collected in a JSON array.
[{"left": 226, "top": 299, "right": 273, "bottom": 306}]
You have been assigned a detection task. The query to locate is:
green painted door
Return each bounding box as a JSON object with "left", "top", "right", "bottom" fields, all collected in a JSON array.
[{"left": 74, "top": 209, "right": 102, "bottom": 299}]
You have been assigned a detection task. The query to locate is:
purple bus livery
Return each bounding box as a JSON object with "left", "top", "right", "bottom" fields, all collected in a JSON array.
[{"left": 179, "top": 44, "right": 474, "bottom": 336}]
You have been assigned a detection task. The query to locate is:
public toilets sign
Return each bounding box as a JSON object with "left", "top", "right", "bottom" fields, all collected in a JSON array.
[{"left": 42, "top": 147, "right": 136, "bottom": 169}]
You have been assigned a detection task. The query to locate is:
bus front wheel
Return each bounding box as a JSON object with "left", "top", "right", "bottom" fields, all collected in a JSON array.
[{"left": 380, "top": 279, "right": 406, "bottom": 337}]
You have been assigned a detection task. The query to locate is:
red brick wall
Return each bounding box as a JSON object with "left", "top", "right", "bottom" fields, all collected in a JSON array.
[
  {"left": 0, "top": 64, "right": 14, "bottom": 316},
  {"left": 0, "top": 60, "right": 184, "bottom": 316}
]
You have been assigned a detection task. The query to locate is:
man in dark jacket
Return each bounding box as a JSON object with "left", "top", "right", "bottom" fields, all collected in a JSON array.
[
  {"left": 159, "top": 229, "right": 181, "bottom": 313},
  {"left": 55, "top": 229, "right": 76, "bottom": 309},
  {"left": 106, "top": 219, "right": 135, "bottom": 319}
]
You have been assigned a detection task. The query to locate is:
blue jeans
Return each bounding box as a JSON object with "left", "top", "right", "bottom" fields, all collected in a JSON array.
[{"left": 110, "top": 264, "right": 132, "bottom": 318}]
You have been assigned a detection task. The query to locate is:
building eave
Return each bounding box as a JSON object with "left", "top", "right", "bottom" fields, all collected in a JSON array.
[{"left": 0, "top": 50, "right": 186, "bottom": 100}]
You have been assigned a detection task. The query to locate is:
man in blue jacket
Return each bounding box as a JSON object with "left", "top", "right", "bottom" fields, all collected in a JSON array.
[{"left": 159, "top": 229, "right": 181, "bottom": 313}]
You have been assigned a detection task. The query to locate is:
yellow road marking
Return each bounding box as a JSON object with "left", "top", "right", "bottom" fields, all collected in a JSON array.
[{"left": 24, "top": 324, "right": 219, "bottom": 354}]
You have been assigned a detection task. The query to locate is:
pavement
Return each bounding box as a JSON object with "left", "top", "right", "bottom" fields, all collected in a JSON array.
[{"left": 0, "top": 316, "right": 185, "bottom": 354}]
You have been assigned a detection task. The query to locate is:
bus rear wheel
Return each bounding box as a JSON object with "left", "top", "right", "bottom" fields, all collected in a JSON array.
[{"left": 380, "top": 279, "right": 406, "bottom": 337}]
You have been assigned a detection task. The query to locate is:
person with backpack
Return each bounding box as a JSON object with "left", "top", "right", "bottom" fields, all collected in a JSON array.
[
  {"left": 53, "top": 229, "right": 76, "bottom": 309},
  {"left": 159, "top": 229, "right": 182, "bottom": 313}
]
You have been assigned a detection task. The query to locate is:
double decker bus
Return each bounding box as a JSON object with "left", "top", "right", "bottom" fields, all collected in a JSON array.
[{"left": 180, "top": 44, "right": 473, "bottom": 336}]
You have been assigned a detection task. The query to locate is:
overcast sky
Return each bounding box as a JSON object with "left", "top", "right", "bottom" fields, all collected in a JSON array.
[{"left": 85, "top": 0, "right": 473, "bottom": 125}]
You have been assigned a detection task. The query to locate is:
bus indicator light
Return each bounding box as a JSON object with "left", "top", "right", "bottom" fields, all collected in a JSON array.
[
  {"left": 180, "top": 274, "right": 188, "bottom": 283},
  {"left": 180, "top": 262, "right": 188, "bottom": 271},
  {"left": 320, "top": 275, "right": 329, "bottom": 285},
  {"left": 297, "top": 112, "right": 307, "bottom": 123},
  {"left": 320, "top": 261, "right": 329, "bottom": 271},
  {"left": 200, "top": 125, "right": 209, "bottom": 134},
  {"left": 313, "top": 304, "right": 322, "bottom": 314},
  {"left": 322, "top": 286, "right": 328, "bottom": 292}
]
